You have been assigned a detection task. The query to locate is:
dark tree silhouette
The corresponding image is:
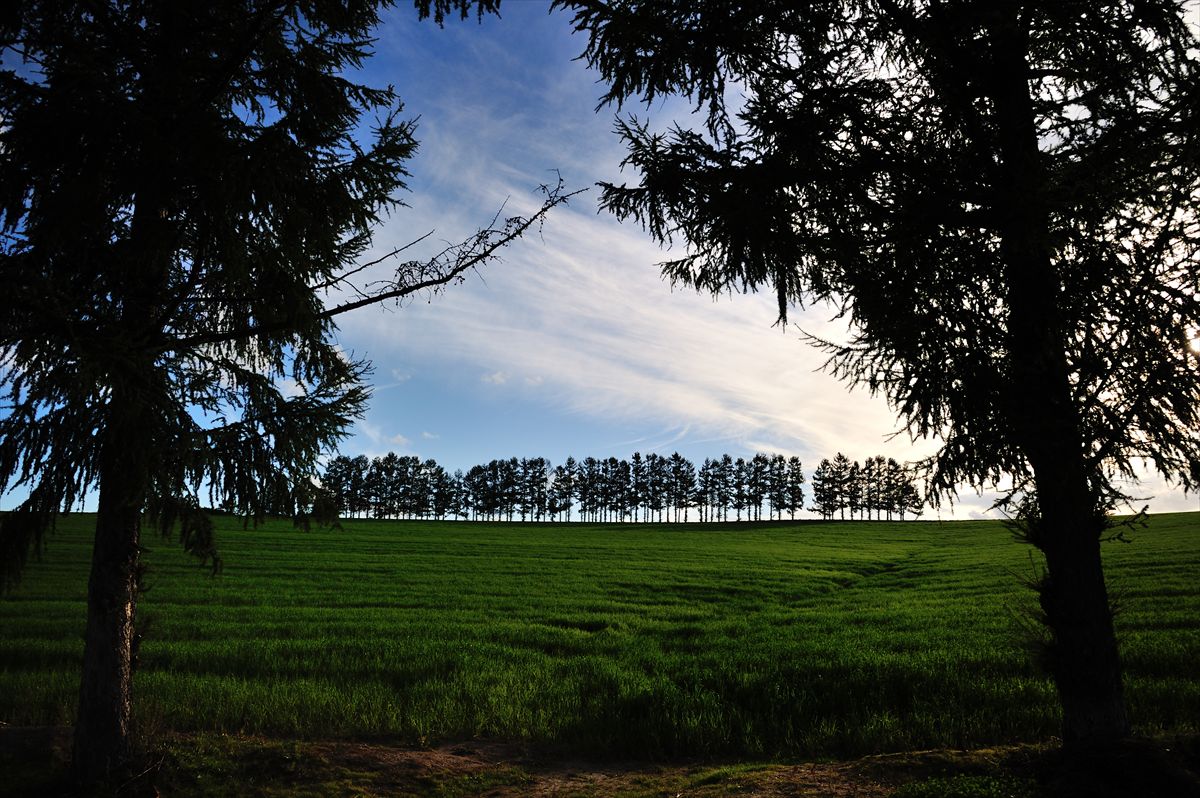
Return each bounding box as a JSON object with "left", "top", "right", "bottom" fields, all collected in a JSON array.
[
  {"left": 785, "top": 456, "right": 806, "bottom": 521},
  {"left": 0, "top": 0, "right": 576, "bottom": 779},
  {"left": 320, "top": 456, "right": 355, "bottom": 517},
  {"left": 558, "top": 0, "right": 1200, "bottom": 747},
  {"left": 830, "top": 453, "right": 853, "bottom": 521},
  {"left": 680, "top": 452, "right": 699, "bottom": 521},
  {"left": 810, "top": 459, "right": 837, "bottom": 521},
  {"left": 553, "top": 457, "right": 577, "bottom": 521},
  {"left": 322, "top": 449, "right": 904, "bottom": 525}
]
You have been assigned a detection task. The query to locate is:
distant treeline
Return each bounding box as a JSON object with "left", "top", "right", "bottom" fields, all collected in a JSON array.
[{"left": 318, "top": 451, "right": 925, "bottom": 523}]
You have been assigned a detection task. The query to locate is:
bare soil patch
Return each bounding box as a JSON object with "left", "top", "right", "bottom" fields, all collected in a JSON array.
[{"left": 3, "top": 725, "right": 1198, "bottom": 797}]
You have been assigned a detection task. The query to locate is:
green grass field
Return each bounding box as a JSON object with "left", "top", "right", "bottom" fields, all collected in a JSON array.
[{"left": 1, "top": 513, "right": 1197, "bottom": 759}]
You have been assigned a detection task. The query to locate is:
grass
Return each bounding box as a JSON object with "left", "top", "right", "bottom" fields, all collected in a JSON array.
[
  {"left": 1, "top": 512, "right": 1197, "bottom": 760},
  {"left": 892, "top": 774, "right": 1039, "bottom": 798}
]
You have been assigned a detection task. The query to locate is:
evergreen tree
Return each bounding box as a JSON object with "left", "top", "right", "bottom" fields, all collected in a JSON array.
[
  {"left": 645, "top": 453, "right": 667, "bottom": 522},
  {"left": 883, "top": 458, "right": 904, "bottom": 521},
  {"left": 557, "top": 457, "right": 578, "bottom": 521},
  {"left": 578, "top": 457, "right": 599, "bottom": 521},
  {"left": 426, "top": 461, "right": 452, "bottom": 520},
  {"left": 347, "top": 455, "right": 372, "bottom": 519},
  {"left": 747, "top": 452, "right": 769, "bottom": 521},
  {"left": 501, "top": 457, "right": 520, "bottom": 521},
  {"left": 810, "top": 459, "right": 838, "bottom": 521},
  {"left": 785, "top": 456, "right": 805, "bottom": 521},
  {"left": 763, "top": 454, "right": 786, "bottom": 520},
  {"left": 696, "top": 458, "right": 714, "bottom": 522},
  {"left": 730, "top": 457, "right": 747, "bottom": 521},
  {"left": 848, "top": 460, "right": 865, "bottom": 520},
  {"left": 0, "top": 0, "right": 581, "bottom": 776},
  {"left": 449, "top": 469, "right": 468, "bottom": 520},
  {"left": 898, "top": 478, "right": 925, "bottom": 521},
  {"left": 717, "top": 454, "right": 734, "bottom": 521},
  {"left": 830, "top": 453, "right": 853, "bottom": 521},
  {"left": 320, "top": 456, "right": 355, "bottom": 517},
  {"left": 559, "top": 0, "right": 1200, "bottom": 744},
  {"left": 364, "top": 457, "right": 385, "bottom": 519},
  {"left": 629, "top": 451, "right": 646, "bottom": 521},
  {"left": 463, "top": 464, "right": 487, "bottom": 520},
  {"left": 668, "top": 452, "right": 696, "bottom": 522}
]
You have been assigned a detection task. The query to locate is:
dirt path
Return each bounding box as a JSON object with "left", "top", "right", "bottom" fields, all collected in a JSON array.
[
  {"left": 301, "top": 738, "right": 898, "bottom": 796},
  {"left": 4, "top": 725, "right": 1198, "bottom": 797},
  {"left": 0, "top": 726, "right": 964, "bottom": 796}
]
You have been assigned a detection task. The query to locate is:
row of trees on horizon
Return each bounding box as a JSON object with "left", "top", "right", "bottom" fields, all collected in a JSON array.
[{"left": 318, "top": 451, "right": 927, "bottom": 523}]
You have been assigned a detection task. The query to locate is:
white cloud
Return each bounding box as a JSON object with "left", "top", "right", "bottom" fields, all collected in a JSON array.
[
  {"left": 343, "top": 197, "right": 918, "bottom": 464},
  {"left": 356, "top": 420, "right": 411, "bottom": 451},
  {"left": 328, "top": 4, "right": 1194, "bottom": 520},
  {"left": 275, "top": 378, "right": 304, "bottom": 399},
  {"left": 421, "top": 431, "right": 439, "bottom": 440},
  {"left": 357, "top": 420, "right": 384, "bottom": 446}
]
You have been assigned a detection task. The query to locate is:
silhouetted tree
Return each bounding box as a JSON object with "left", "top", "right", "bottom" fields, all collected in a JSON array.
[
  {"left": 696, "top": 458, "right": 714, "bottom": 522},
  {"left": 449, "top": 469, "right": 468, "bottom": 520},
  {"left": 347, "top": 456, "right": 372, "bottom": 519},
  {"left": 829, "top": 454, "right": 852, "bottom": 521},
  {"left": 426, "top": 461, "right": 453, "bottom": 520},
  {"left": 462, "top": 464, "right": 487, "bottom": 520},
  {"left": 729, "top": 457, "right": 747, "bottom": 521},
  {"left": 629, "top": 451, "right": 646, "bottom": 520},
  {"left": 560, "top": 0, "right": 1200, "bottom": 746},
  {"left": 785, "top": 456, "right": 806, "bottom": 521},
  {"left": 320, "top": 456, "right": 355, "bottom": 517},
  {"left": 747, "top": 452, "right": 769, "bottom": 521},
  {"left": 576, "top": 457, "right": 597, "bottom": 521},
  {"left": 556, "top": 457, "right": 578, "bottom": 521},
  {"left": 848, "top": 460, "right": 865, "bottom": 520},
  {"left": 643, "top": 453, "right": 666, "bottom": 522},
  {"left": 0, "top": 0, "right": 578, "bottom": 777},
  {"left": 810, "top": 459, "right": 838, "bottom": 521},
  {"left": 716, "top": 454, "right": 734, "bottom": 521},
  {"left": 668, "top": 451, "right": 696, "bottom": 521}
]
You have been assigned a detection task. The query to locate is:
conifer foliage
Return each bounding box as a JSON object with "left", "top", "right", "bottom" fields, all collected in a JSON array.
[
  {"left": 0, "top": 0, "right": 574, "bottom": 780},
  {"left": 319, "top": 449, "right": 925, "bottom": 523},
  {"left": 556, "top": 0, "right": 1200, "bottom": 748}
]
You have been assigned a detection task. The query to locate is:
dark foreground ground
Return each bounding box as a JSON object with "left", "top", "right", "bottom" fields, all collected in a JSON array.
[{"left": 3, "top": 727, "right": 1199, "bottom": 798}]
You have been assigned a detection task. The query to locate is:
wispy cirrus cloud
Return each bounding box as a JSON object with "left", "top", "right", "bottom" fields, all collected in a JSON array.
[{"left": 328, "top": 3, "right": 1193, "bottom": 519}]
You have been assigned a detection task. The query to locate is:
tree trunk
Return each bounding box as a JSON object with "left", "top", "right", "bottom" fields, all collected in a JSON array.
[
  {"left": 1036, "top": 500, "right": 1128, "bottom": 745},
  {"left": 986, "top": 10, "right": 1129, "bottom": 747},
  {"left": 73, "top": 394, "right": 150, "bottom": 781}
]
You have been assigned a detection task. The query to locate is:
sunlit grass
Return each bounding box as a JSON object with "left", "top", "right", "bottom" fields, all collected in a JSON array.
[{"left": 1, "top": 512, "right": 1196, "bottom": 757}]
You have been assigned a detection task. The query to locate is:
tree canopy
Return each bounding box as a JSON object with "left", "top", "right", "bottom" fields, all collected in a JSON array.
[
  {"left": 557, "top": 0, "right": 1200, "bottom": 748},
  {"left": 318, "top": 448, "right": 881, "bottom": 522},
  {"left": 0, "top": 0, "right": 571, "bottom": 779}
]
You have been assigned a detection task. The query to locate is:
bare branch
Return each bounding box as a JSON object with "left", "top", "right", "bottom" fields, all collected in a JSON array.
[
  {"left": 311, "top": 229, "right": 436, "bottom": 292},
  {"left": 165, "top": 182, "right": 585, "bottom": 352}
]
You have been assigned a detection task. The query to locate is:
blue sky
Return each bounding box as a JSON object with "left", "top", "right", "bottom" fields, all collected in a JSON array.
[
  {"left": 331, "top": 5, "right": 929, "bottom": 487},
  {"left": 2, "top": 2, "right": 1193, "bottom": 519},
  {"left": 315, "top": 1, "right": 1193, "bottom": 519}
]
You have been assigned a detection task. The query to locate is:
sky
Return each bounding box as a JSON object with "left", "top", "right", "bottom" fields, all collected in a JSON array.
[
  {"left": 313, "top": 1, "right": 1194, "bottom": 520},
  {"left": 1, "top": 2, "right": 1194, "bottom": 519}
]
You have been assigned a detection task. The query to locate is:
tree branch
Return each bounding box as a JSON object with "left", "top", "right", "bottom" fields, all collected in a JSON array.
[{"left": 165, "top": 181, "right": 584, "bottom": 352}]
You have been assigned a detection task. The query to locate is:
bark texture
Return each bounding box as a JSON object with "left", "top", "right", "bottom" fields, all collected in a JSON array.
[
  {"left": 72, "top": 393, "right": 149, "bottom": 780},
  {"left": 987, "top": 10, "right": 1129, "bottom": 747}
]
